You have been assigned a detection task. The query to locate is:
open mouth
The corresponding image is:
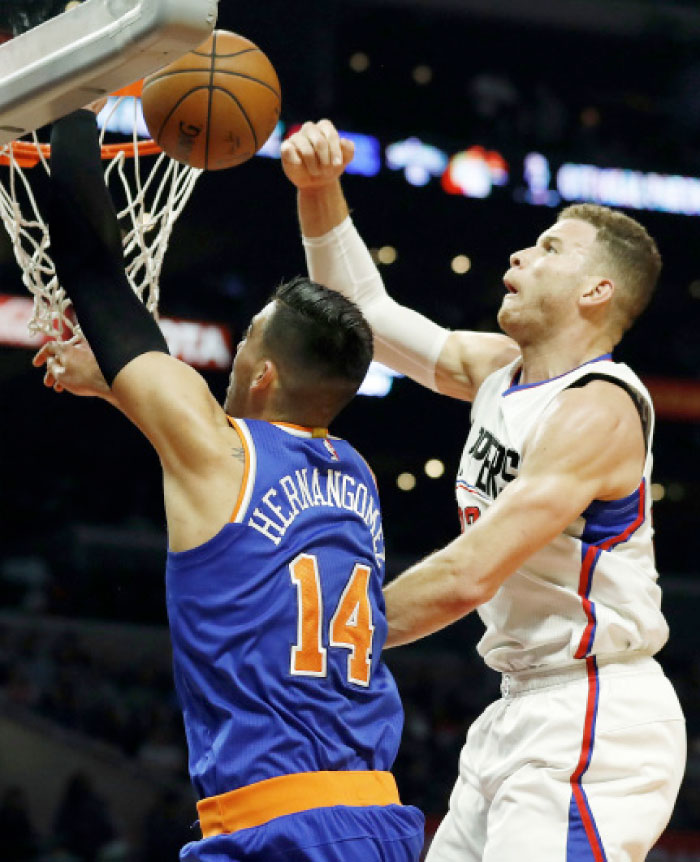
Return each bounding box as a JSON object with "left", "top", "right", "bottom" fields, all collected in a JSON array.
[{"left": 503, "top": 279, "right": 517, "bottom": 294}]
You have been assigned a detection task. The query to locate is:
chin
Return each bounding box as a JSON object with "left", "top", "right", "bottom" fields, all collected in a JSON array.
[{"left": 497, "top": 305, "right": 514, "bottom": 336}]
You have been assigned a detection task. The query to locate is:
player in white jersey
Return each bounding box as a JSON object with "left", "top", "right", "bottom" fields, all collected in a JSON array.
[{"left": 280, "top": 120, "right": 686, "bottom": 862}]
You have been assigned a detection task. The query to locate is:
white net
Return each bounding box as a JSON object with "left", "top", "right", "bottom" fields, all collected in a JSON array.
[{"left": 0, "top": 92, "right": 202, "bottom": 350}]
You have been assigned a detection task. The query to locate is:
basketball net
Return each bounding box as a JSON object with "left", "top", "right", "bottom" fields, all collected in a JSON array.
[{"left": 0, "top": 82, "right": 202, "bottom": 360}]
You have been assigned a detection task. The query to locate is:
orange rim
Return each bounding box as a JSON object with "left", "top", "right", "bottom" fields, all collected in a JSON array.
[
  {"left": 112, "top": 80, "right": 144, "bottom": 99},
  {"left": 0, "top": 79, "right": 162, "bottom": 169},
  {"left": 0, "top": 138, "right": 162, "bottom": 169}
]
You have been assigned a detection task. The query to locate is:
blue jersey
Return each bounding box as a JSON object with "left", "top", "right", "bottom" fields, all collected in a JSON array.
[{"left": 165, "top": 419, "right": 404, "bottom": 801}]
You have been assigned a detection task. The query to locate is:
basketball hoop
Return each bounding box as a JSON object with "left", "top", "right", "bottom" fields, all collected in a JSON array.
[{"left": 0, "top": 82, "right": 203, "bottom": 353}]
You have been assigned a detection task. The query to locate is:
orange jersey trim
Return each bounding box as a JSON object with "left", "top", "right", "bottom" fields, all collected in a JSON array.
[
  {"left": 272, "top": 421, "right": 328, "bottom": 438},
  {"left": 227, "top": 417, "right": 252, "bottom": 523},
  {"left": 197, "top": 770, "right": 401, "bottom": 837}
]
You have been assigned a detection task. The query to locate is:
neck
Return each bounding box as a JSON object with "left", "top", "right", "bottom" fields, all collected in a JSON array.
[
  {"left": 517, "top": 326, "right": 614, "bottom": 386},
  {"left": 250, "top": 404, "right": 333, "bottom": 430}
]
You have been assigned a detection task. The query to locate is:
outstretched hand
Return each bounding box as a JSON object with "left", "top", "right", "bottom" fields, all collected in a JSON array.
[
  {"left": 281, "top": 120, "right": 355, "bottom": 190},
  {"left": 32, "top": 340, "right": 113, "bottom": 401}
]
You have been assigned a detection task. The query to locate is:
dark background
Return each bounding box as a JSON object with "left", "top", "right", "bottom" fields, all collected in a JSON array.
[{"left": 0, "top": 0, "right": 699, "bottom": 859}]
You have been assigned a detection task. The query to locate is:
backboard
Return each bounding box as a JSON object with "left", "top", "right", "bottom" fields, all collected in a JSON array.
[{"left": 0, "top": 0, "right": 219, "bottom": 146}]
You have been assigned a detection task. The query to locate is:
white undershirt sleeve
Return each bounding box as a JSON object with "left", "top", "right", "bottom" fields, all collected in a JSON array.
[{"left": 303, "top": 216, "right": 450, "bottom": 392}]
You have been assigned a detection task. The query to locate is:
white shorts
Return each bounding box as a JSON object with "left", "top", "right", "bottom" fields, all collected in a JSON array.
[{"left": 426, "top": 655, "right": 686, "bottom": 862}]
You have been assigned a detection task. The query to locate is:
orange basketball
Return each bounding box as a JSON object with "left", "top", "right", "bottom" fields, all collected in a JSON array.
[{"left": 141, "top": 30, "right": 281, "bottom": 171}]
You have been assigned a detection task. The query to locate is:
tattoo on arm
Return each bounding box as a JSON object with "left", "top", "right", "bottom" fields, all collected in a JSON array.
[{"left": 231, "top": 446, "right": 246, "bottom": 463}]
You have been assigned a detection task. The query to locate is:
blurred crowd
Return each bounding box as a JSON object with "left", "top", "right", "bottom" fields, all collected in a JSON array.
[
  {"left": 0, "top": 774, "right": 193, "bottom": 862},
  {"left": 1, "top": 617, "right": 699, "bottom": 860},
  {"left": 0, "top": 626, "right": 184, "bottom": 775}
]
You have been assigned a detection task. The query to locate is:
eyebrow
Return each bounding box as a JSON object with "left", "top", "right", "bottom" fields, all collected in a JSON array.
[{"left": 539, "top": 234, "right": 563, "bottom": 248}]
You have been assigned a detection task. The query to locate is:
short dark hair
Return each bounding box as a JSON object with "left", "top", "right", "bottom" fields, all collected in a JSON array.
[
  {"left": 262, "top": 276, "right": 373, "bottom": 410},
  {"left": 558, "top": 203, "right": 661, "bottom": 334}
]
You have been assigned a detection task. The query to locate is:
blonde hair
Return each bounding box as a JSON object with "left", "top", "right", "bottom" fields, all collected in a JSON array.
[{"left": 558, "top": 203, "right": 661, "bottom": 334}]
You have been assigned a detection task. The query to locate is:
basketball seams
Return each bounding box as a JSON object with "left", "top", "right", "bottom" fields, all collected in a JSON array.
[
  {"left": 141, "top": 29, "right": 280, "bottom": 170},
  {"left": 144, "top": 48, "right": 261, "bottom": 86},
  {"left": 142, "top": 69, "right": 281, "bottom": 100},
  {"left": 150, "top": 87, "right": 259, "bottom": 165},
  {"left": 204, "top": 30, "right": 217, "bottom": 171},
  {"left": 190, "top": 47, "right": 259, "bottom": 59},
  {"left": 215, "top": 88, "right": 258, "bottom": 152}
]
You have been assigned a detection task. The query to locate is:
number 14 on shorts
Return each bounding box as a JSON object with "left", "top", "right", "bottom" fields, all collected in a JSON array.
[{"left": 289, "top": 553, "right": 375, "bottom": 687}]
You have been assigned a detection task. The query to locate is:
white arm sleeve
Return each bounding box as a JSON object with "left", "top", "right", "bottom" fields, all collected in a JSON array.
[{"left": 303, "top": 216, "right": 450, "bottom": 392}]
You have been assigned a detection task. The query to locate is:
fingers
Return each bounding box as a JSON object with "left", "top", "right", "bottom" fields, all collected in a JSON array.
[
  {"left": 280, "top": 139, "right": 301, "bottom": 167},
  {"left": 340, "top": 137, "right": 355, "bottom": 167},
  {"left": 43, "top": 367, "right": 64, "bottom": 393},
  {"left": 281, "top": 120, "right": 353, "bottom": 180},
  {"left": 32, "top": 345, "right": 49, "bottom": 368},
  {"left": 32, "top": 341, "right": 60, "bottom": 368},
  {"left": 285, "top": 122, "right": 329, "bottom": 178},
  {"left": 34, "top": 341, "right": 66, "bottom": 392},
  {"left": 316, "top": 119, "right": 342, "bottom": 167}
]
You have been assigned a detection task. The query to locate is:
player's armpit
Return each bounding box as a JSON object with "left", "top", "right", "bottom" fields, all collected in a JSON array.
[
  {"left": 434, "top": 330, "right": 520, "bottom": 401},
  {"left": 112, "top": 352, "right": 247, "bottom": 552}
]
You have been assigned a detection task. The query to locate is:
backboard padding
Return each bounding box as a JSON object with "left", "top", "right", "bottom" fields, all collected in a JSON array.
[{"left": 0, "top": 0, "right": 219, "bottom": 146}]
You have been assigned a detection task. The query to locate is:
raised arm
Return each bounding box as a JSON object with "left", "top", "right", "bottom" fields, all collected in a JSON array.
[
  {"left": 281, "top": 120, "right": 519, "bottom": 401},
  {"left": 42, "top": 110, "right": 243, "bottom": 551},
  {"left": 383, "top": 380, "right": 646, "bottom": 647}
]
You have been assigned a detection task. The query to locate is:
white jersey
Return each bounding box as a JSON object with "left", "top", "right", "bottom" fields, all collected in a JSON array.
[{"left": 456, "top": 353, "right": 668, "bottom": 674}]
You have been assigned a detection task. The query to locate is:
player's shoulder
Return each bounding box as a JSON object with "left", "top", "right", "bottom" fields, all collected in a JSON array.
[{"left": 544, "top": 378, "right": 645, "bottom": 451}]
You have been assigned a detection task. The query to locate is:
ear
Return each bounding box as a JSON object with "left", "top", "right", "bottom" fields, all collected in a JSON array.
[
  {"left": 249, "top": 359, "right": 277, "bottom": 393},
  {"left": 581, "top": 277, "right": 614, "bottom": 308}
]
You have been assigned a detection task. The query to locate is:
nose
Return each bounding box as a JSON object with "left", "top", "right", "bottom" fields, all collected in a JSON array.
[{"left": 510, "top": 249, "right": 524, "bottom": 267}]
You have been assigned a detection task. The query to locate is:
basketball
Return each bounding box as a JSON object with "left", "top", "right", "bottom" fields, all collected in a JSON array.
[{"left": 141, "top": 30, "right": 281, "bottom": 171}]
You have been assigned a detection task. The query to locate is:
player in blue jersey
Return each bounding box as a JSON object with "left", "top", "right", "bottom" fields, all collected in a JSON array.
[{"left": 32, "top": 107, "right": 425, "bottom": 861}]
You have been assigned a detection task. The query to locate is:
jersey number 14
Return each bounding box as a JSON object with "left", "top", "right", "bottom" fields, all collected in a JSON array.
[{"left": 289, "top": 553, "right": 375, "bottom": 687}]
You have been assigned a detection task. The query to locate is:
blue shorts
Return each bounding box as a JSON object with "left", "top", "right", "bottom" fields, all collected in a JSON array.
[{"left": 179, "top": 803, "right": 425, "bottom": 862}]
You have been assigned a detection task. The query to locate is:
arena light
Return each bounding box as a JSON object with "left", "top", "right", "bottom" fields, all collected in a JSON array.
[
  {"left": 386, "top": 137, "right": 448, "bottom": 187},
  {"left": 338, "top": 130, "right": 382, "bottom": 177},
  {"left": 377, "top": 245, "right": 397, "bottom": 265},
  {"left": 256, "top": 122, "right": 286, "bottom": 159},
  {"left": 651, "top": 483, "right": 666, "bottom": 502},
  {"left": 666, "top": 483, "right": 686, "bottom": 502},
  {"left": 442, "top": 146, "right": 509, "bottom": 199},
  {"left": 97, "top": 96, "right": 150, "bottom": 138},
  {"left": 93, "top": 106, "right": 700, "bottom": 218},
  {"left": 349, "top": 52, "right": 370, "bottom": 73},
  {"left": 518, "top": 153, "right": 561, "bottom": 207},
  {"left": 412, "top": 65, "right": 433, "bottom": 86},
  {"left": 358, "top": 362, "right": 403, "bottom": 397},
  {"left": 451, "top": 255, "right": 471, "bottom": 274},
  {"left": 425, "top": 459, "right": 445, "bottom": 479},
  {"left": 397, "top": 472, "right": 417, "bottom": 492},
  {"left": 556, "top": 162, "right": 700, "bottom": 216}
]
